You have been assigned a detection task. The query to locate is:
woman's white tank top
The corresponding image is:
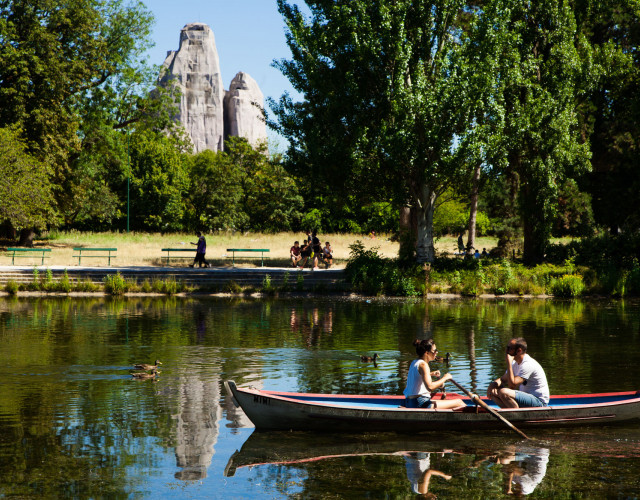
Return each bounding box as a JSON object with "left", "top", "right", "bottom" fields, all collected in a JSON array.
[{"left": 403, "top": 359, "right": 429, "bottom": 397}]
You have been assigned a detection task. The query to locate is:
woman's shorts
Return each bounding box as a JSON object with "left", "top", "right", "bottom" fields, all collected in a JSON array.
[{"left": 405, "top": 395, "right": 433, "bottom": 408}]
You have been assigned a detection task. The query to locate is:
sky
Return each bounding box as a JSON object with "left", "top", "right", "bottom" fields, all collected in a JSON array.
[{"left": 144, "top": 0, "right": 304, "bottom": 150}]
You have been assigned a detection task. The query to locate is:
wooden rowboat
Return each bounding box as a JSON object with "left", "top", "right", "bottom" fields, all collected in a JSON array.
[{"left": 224, "top": 380, "right": 640, "bottom": 433}]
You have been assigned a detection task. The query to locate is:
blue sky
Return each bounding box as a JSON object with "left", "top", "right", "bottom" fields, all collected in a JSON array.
[{"left": 144, "top": 0, "right": 304, "bottom": 149}]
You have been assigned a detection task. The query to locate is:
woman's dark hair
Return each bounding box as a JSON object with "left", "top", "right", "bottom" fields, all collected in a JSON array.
[{"left": 413, "top": 338, "right": 435, "bottom": 357}]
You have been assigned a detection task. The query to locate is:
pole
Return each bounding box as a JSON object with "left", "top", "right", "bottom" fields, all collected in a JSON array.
[{"left": 127, "top": 130, "right": 130, "bottom": 233}]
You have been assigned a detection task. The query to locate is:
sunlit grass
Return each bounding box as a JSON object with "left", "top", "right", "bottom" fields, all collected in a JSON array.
[{"left": 0, "top": 230, "right": 508, "bottom": 268}]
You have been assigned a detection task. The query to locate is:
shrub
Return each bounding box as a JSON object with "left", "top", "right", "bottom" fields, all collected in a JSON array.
[
  {"left": 261, "top": 274, "right": 276, "bottom": 295},
  {"left": 4, "top": 280, "right": 19, "bottom": 295},
  {"left": 345, "top": 241, "right": 420, "bottom": 296},
  {"left": 550, "top": 275, "right": 585, "bottom": 298},
  {"left": 103, "top": 273, "right": 127, "bottom": 295},
  {"left": 223, "top": 280, "right": 243, "bottom": 294}
]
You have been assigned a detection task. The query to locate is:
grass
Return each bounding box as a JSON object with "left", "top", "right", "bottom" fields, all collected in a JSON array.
[{"left": 0, "top": 230, "right": 500, "bottom": 268}]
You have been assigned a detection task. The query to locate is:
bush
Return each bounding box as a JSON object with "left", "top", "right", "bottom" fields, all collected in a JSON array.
[
  {"left": 223, "top": 280, "right": 243, "bottom": 294},
  {"left": 550, "top": 275, "right": 585, "bottom": 297},
  {"left": 4, "top": 280, "right": 19, "bottom": 295},
  {"left": 103, "top": 273, "right": 127, "bottom": 295},
  {"left": 345, "top": 241, "right": 420, "bottom": 296}
]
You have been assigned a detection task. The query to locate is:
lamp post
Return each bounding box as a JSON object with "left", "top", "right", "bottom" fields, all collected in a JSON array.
[{"left": 127, "top": 129, "right": 130, "bottom": 233}]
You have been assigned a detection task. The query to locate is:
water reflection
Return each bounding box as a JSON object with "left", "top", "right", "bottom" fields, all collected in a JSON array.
[
  {"left": 403, "top": 452, "right": 452, "bottom": 497},
  {"left": 2, "top": 296, "right": 640, "bottom": 498}
]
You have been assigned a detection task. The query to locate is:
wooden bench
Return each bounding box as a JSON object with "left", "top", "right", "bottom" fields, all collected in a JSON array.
[
  {"left": 73, "top": 247, "right": 117, "bottom": 266},
  {"left": 161, "top": 248, "right": 194, "bottom": 265},
  {"left": 6, "top": 247, "right": 52, "bottom": 265},
  {"left": 226, "top": 248, "right": 270, "bottom": 267}
]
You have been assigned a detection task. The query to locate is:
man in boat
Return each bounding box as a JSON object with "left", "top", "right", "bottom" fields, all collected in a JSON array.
[{"left": 486, "top": 338, "right": 550, "bottom": 408}]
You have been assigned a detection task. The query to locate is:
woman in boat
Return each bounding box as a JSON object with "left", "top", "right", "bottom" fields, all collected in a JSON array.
[{"left": 404, "top": 339, "right": 465, "bottom": 409}]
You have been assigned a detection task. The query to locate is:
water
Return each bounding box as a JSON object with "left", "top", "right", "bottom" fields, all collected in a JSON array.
[{"left": 1, "top": 296, "right": 639, "bottom": 498}]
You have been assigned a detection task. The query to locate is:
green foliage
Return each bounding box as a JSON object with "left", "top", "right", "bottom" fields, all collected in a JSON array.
[
  {"left": 0, "top": 0, "right": 162, "bottom": 229},
  {"left": 223, "top": 281, "right": 243, "bottom": 294},
  {"left": 345, "top": 241, "right": 421, "bottom": 297},
  {"left": 273, "top": 0, "right": 483, "bottom": 262},
  {"left": 184, "top": 138, "right": 303, "bottom": 232},
  {"left": 550, "top": 275, "right": 586, "bottom": 298},
  {"left": 0, "top": 127, "right": 57, "bottom": 230},
  {"left": 103, "top": 273, "right": 127, "bottom": 295},
  {"left": 128, "top": 130, "right": 189, "bottom": 232},
  {"left": 434, "top": 195, "right": 493, "bottom": 237},
  {"left": 4, "top": 280, "right": 19, "bottom": 295},
  {"left": 261, "top": 274, "right": 276, "bottom": 295}
]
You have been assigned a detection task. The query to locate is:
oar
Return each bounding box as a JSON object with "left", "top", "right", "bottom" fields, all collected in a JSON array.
[{"left": 449, "top": 379, "right": 530, "bottom": 440}]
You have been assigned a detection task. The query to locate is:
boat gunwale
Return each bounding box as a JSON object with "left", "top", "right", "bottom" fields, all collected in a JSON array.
[{"left": 235, "top": 385, "right": 640, "bottom": 413}]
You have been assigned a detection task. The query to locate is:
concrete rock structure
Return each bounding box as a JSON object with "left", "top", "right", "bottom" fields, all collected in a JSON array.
[
  {"left": 160, "top": 23, "right": 267, "bottom": 153},
  {"left": 224, "top": 72, "right": 267, "bottom": 149}
]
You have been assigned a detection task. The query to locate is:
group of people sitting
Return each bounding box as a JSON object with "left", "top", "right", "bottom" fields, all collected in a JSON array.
[{"left": 289, "top": 230, "right": 333, "bottom": 269}]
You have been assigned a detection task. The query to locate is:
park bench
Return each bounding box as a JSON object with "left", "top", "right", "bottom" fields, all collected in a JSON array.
[
  {"left": 73, "top": 247, "right": 117, "bottom": 266},
  {"left": 161, "top": 248, "right": 194, "bottom": 265},
  {"left": 226, "top": 248, "right": 270, "bottom": 267},
  {"left": 6, "top": 247, "right": 52, "bottom": 265}
]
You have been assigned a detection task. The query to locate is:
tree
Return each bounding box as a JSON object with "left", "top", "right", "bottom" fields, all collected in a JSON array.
[
  {"left": 226, "top": 137, "right": 303, "bottom": 232},
  {"left": 484, "top": 0, "right": 592, "bottom": 264},
  {"left": 574, "top": 0, "right": 640, "bottom": 234},
  {"left": 0, "top": 127, "right": 57, "bottom": 234},
  {"left": 0, "top": 0, "right": 171, "bottom": 228},
  {"left": 184, "top": 149, "right": 247, "bottom": 231},
  {"left": 128, "top": 130, "right": 189, "bottom": 232},
  {"left": 272, "top": 0, "right": 480, "bottom": 262}
]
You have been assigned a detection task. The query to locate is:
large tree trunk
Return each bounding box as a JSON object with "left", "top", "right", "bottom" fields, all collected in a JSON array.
[
  {"left": 18, "top": 228, "right": 36, "bottom": 247},
  {"left": 466, "top": 162, "right": 481, "bottom": 255},
  {"left": 398, "top": 206, "right": 417, "bottom": 261},
  {"left": 415, "top": 184, "right": 438, "bottom": 263}
]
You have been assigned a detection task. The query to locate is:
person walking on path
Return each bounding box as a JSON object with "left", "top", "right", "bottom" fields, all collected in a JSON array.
[
  {"left": 486, "top": 338, "right": 549, "bottom": 408},
  {"left": 189, "top": 231, "right": 209, "bottom": 268}
]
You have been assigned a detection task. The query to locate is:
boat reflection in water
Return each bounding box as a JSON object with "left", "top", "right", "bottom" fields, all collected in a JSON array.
[{"left": 224, "top": 431, "right": 551, "bottom": 496}]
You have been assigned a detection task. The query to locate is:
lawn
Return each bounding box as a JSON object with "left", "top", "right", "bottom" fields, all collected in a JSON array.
[{"left": 1, "top": 231, "right": 500, "bottom": 268}]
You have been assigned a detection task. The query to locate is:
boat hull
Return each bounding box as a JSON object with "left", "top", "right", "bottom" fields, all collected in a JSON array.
[{"left": 225, "top": 380, "right": 640, "bottom": 433}]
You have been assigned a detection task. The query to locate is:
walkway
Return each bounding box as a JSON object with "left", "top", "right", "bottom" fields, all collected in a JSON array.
[{"left": 0, "top": 265, "right": 347, "bottom": 291}]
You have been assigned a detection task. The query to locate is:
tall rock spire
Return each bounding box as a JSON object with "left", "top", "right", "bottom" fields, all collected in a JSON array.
[
  {"left": 224, "top": 72, "right": 268, "bottom": 150},
  {"left": 160, "top": 23, "right": 225, "bottom": 153}
]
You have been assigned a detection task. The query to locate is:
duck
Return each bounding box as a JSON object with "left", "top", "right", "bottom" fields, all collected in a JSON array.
[
  {"left": 131, "top": 368, "right": 160, "bottom": 379},
  {"left": 133, "top": 359, "right": 162, "bottom": 371},
  {"left": 434, "top": 352, "right": 451, "bottom": 364},
  {"left": 360, "top": 353, "right": 379, "bottom": 362}
]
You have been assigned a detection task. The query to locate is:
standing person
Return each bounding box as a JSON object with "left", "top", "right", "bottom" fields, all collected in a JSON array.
[
  {"left": 404, "top": 339, "right": 465, "bottom": 409},
  {"left": 486, "top": 338, "right": 549, "bottom": 408},
  {"left": 189, "top": 231, "right": 209, "bottom": 268},
  {"left": 322, "top": 241, "right": 333, "bottom": 268},
  {"left": 311, "top": 230, "right": 322, "bottom": 269},
  {"left": 457, "top": 233, "right": 465, "bottom": 254},
  {"left": 290, "top": 241, "right": 302, "bottom": 267}
]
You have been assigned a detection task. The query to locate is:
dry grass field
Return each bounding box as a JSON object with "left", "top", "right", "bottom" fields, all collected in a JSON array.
[{"left": 0, "top": 231, "right": 499, "bottom": 268}]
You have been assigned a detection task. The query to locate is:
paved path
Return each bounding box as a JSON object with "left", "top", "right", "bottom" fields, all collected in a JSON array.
[{"left": 0, "top": 265, "right": 347, "bottom": 291}]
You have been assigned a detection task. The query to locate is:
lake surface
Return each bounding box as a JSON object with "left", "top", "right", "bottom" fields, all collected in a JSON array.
[{"left": 1, "top": 296, "right": 639, "bottom": 498}]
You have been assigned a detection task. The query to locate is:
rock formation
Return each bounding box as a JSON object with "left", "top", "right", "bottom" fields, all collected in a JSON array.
[
  {"left": 160, "top": 23, "right": 268, "bottom": 153},
  {"left": 224, "top": 72, "right": 267, "bottom": 149},
  {"left": 160, "top": 23, "right": 225, "bottom": 153}
]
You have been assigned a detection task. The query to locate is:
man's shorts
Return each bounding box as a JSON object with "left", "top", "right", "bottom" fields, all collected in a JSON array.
[{"left": 514, "top": 390, "right": 546, "bottom": 407}]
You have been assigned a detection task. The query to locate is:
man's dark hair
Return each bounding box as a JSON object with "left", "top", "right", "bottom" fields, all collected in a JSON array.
[{"left": 512, "top": 338, "right": 527, "bottom": 353}]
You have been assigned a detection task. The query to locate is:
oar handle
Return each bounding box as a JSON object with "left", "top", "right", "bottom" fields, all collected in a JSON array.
[{"left": 449, "top": 379, "right": 530, "bottom": 440}]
